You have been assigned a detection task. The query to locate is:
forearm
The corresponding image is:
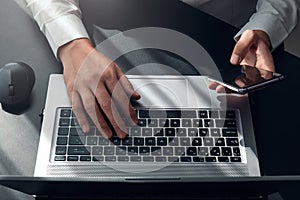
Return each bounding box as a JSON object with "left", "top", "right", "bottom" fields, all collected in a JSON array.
[
  {"left": 25, "top": 0, "right": 89, "bottom": 58},
  {"left": 234, "top": 0, "right": 299, "bottom": 50}
]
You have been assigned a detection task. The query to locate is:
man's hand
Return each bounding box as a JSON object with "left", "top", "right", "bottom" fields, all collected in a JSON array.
[
  {"left": 209, "top": 29, "right": 275, "bottom": 92},
  {"left": 58, "top": 38, "right": 140, "bottom": 139}
]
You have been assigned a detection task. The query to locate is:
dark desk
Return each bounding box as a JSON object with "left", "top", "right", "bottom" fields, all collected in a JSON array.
[{"left": 0, "top": 0, "right": 300, "bottom": 199}]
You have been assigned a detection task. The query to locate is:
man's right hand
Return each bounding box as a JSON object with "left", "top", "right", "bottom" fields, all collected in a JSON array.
[{"left": 58, "top": 38, "right": 140, "bottom": 139}]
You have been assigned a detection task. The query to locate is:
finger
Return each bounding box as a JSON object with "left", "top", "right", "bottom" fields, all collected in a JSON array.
[
  {"left": 70, "top": 91, "right": 90, "bottom": 133},
  {"left": 108, "top": 69, "right": 139, "bottom": 126},
  {"left": 215, "top": 85, "right": 227, "bottom": 93},
  {"left": 116, "top": 68, "right": 141, "bottom": 100},
  {"left": 95, "top": 85, "right": 128, "bottom": 139},
  {"left": 79, "top": 88, "right": 113, "bottom": 139},
  {"left": 208, "top": 81, "right": 219, "bottom": 90},
  {"left": 230, "top": 30, "right": 255, "bottom": 65}
]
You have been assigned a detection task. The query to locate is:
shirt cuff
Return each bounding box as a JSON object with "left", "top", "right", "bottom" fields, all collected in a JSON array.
[
  {"left": 234, "top": 13, "right": 290, "bottom": 51},
  {"left": 43, "top": 13, "right": 90, "bottom": 59}
]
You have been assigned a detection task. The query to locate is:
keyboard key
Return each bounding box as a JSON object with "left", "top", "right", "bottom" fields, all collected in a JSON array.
[
  {"left": 130, "top": 156, "right": 142, "bottom": 162},
  {"left": 198, "top": 147, "right": 209, "bottom": 156},
  {"left": 191, "top": 138, "right": 202, "bottom": 146},
  {"left": 153, "top": 128, "right": 164, "bottom": 136},
  {"left": 116, "top": 147, "right": 127, "bottom": 155},
  {"left": 159, "top": 119, "right": 169, "bottom": 127},
  {"left": 68, "top": 146, "right": 91, "bottom": 155},
  {"left": 110, "top": 137, "right": 121, "bottom": 145},
  {"left": 105, "top": 156, "right": 117, "bottom": 162},
  {"left": 163, "top": 147, "right": 173, "bottom": 155},
  {"left": 59, "top": 118, "right": 70, "bottom": 126},
  {"left": 104, "top": 147, "right": 115, "bottom": 155},
  {"left": 215, "top": 138, "right": 225, "bottom": 146},
  {"left": 122, "top": 137, "right": 133, "bottom": 146},
  {"left": 209, "top": 111, "right": 219, "bottom": 118},
  {"left": 67, "top": 156, "right": 79, "bottom": 161},
  {"left": 92, "top": 147, "right": 103, "bottom": 155},
  {"left": 118, "top": 156, "right": 129, "bottom": 162},
  {"left": 169, "top": 138, "right": 179, "bottom": 146},
  {"left": 167, "top": 156, "right": 178, "bottom": 162},
  {"left": 204, "top": 119, "right": 214, "bottom": 127},
  {"left": 69, "top": 136, "right": 85, "bottom": 145},
  {"left": 216, "top": 120, "right": 237, "bottom": 128},
  {"left": 186, "top": 147, "right": 197, "bottom": 156},
  {"left": 221, "top": 147, "right": 232, "bottom": 156},
  {"left": 181, "top": 110, "right": 197, "bottom": 118},
  {"left": 166, "top": 110, "right": 182, "bottom": 118},
  {"left": 233, "top": 147, "right": 241, "bottom": 156},
  {"left": 205, "top": 156, "right": 217, "bottom": 162},
  {"left": 193, "top": 157, "right": 205, "bottom": 162},
  {"left": 138, "top": 119, "right": 147, "bottom": 127},
  {"left": 226, "top": 138, "right": 239, "bottom": 146},
  {"left": 220, "top": 110, "right": 236, "bottom": 118},
  {"left": 193, "top": 119, "right": 203, "bottom": 127},
  {"left": 222, "top": 129, "right": 238, "bottom": 137},
  {"left": 210, "top": 147, "right": 220, "bottom": 156},
  {"left": 157, "top": 137, "right": 167, "bottom": 146},
  {"left": 57, "top": 137, "right": 68, "bottom": 145},
  {"left": 140, "top": 147, "right": 150, "bottom": 155},
  {"left": 199, "top": 128, "right": 209, "bottom": 136},
  {"left": 58, "top": 127, "right": 69, "bottom": 136},
  {"left": 180, "top": 137, "right": 190, "bottom": 146},
  {"left": 70, "top": 118, "right": 79, "bottom": 126},
  {"left": 199, "top": 111, "right": 208, "bottom": 118},
  {"left": 99, "top": 137, "right": 109, "bottom": 145},
  {"left": 175, "top": 147, "right": 185, "bottom": 156},
  {"left": 130, "top": 127, "right": 141, "bottom": 136},
  {"left": 165, "top": 128, "right": 176, "bottom": 136},
  {"left": 145, "top": 137, "right": 156, "bottom": 146},
  {"left": 60, "top": 109, "right": 71, "bottom": 117},
  {"left": 182, "top": 119, "right": 192, "bottom": 127},
  {"left": 80, "top": 156, "right": 91, "bottom": 161},
  {"left": 156, "top": 156, "right": 167, "bottom": 162},
  {"left": 203, "top": 138, "right": 214, "bottom": 146},
  {"left": 128, "top": 147, "right": 138, "bottom": 155},
  {"left": 180, "top": 157, "right": 192, "bottom": 162},
  {"left": 188, "top": 128, "right": 198, "bottom": 136},
  {"left": 230, "top": 157, "right": 242, "bottom": 162},
  {"left": 151, "top": 147, "right": 162, "bottom": 155},
  {"left": 148, "top": 119, "right": 158, "bottom": 127},
  {"left": 210, "top": 128, "right": 221, "bottom": 137},
  {"left": 176, "top": 128, "right": 187, "bottom": 136},
  {"left": 54, "top": 156, "right": 66, "bottom": 161},
  {"left": 55, "top": 146, "right": 67, "bottom": 155},
  {"left": 92, "top": 156, "right": 104, "bottom": 162},
  {"left": 134, "top": 137, "right": 144, "bottom": 146},
  {"left": 218, "top": 157, "right": 229, "bottom": 162},
  {"left": 87, "top": 137, "right": 98, "bottom": 145},
  {"left": 170, "top": 119, "right": 180, "bottom": 127}
]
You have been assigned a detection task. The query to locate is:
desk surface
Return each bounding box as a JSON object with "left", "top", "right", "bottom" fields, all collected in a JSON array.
[{"left": 1, "top": 0, "right": 300, "bottom": 199}]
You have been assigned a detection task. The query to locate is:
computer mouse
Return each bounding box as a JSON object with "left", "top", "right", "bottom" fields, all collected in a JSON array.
[{"left": 0, "top": 62, "right": 35, "bottom": 105}]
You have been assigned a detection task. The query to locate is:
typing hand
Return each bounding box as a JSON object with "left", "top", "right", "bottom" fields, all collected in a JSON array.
[
  {"left": 58, "top": 38, "right": 140, "bottom": 139},
  {"left": 209, "top": 30, "right": 275, "bottom": 93}
]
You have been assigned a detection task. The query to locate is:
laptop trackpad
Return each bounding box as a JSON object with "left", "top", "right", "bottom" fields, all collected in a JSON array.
[{"left": 130, "top": 77, "right": 188, "bottom": 107}]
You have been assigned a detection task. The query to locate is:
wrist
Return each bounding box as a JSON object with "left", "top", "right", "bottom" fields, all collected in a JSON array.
[
  {"left": 253, "top": 30, "right": 271, "bottom": 49},
  {"left": 58, "top": 38, "right": 94, "bottom": 63}
]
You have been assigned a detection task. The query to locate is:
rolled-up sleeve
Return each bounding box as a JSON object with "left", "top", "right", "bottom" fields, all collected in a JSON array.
[
  {"left": 25, "top": 0, "right": 89, "bottom": 58},
  {"left": 234, "top": 0, "right": 299, "bottom": 50}
]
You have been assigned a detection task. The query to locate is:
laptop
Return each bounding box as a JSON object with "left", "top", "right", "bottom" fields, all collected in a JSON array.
[{"left": 33, "top": 72, "right": 260, "bottom": 179}]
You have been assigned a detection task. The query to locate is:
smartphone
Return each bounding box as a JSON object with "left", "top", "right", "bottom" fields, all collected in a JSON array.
[{"left": 208, "top": 65, "right": 284, "bottom": 94}]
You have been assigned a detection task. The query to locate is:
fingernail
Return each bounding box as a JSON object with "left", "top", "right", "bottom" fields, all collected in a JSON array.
[
  {"left": 82, "top": 124, "right": 89, "bottom": 133},
  {"left": 230, "top": 54, "right": 241, "bottom": 64}
]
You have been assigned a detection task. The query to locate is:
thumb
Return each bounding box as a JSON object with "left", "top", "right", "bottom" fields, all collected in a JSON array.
[{"left": 230, "top": 30, "right": 255, "bottom": 65}]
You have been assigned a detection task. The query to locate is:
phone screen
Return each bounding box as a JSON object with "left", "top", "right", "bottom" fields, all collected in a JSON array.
[{"left": 208, "top": 65, "right": 284, "bottom": 93}]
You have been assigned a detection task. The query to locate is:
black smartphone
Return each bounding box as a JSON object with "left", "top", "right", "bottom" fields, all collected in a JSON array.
[{"left": 208, "top": 65, "right": 284, "bottom": 94}]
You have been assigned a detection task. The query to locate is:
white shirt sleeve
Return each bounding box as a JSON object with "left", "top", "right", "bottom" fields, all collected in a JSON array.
[
  {"left": 25, "top": 0, "right": 89, "bottom": 58},
  {"left": 234, "top": 0, "right": 299, "bottom": 50}
]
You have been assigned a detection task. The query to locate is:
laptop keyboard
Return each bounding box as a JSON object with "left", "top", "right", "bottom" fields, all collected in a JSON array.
[{"left": 53, "top": 108, "right": 244, "bottom": 163}]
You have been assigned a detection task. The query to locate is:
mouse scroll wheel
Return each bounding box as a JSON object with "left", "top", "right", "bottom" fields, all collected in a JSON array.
[{"left": 9, "top": 84, "right": 14, "bottom": 96}]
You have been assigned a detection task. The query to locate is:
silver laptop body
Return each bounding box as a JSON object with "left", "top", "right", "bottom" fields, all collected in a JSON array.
[{"left": 34, "top": 74, "right": 260, "bottom": 179}]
